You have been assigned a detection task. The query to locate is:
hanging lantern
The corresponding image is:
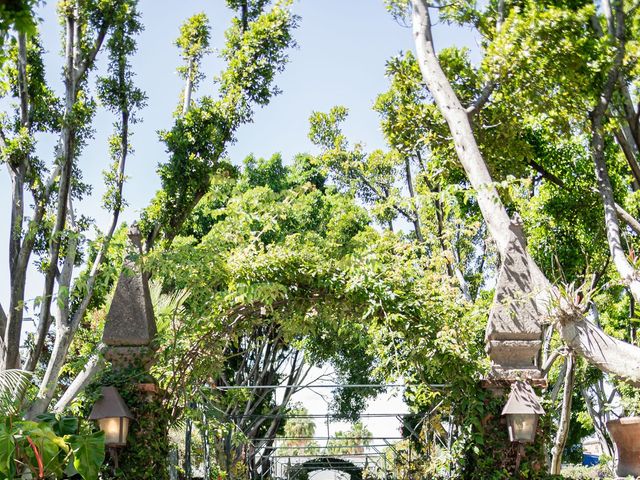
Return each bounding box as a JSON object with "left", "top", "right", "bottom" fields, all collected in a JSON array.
[
  {"left": 502, "top": 381, "right": 544, "bottom": 443},
  {"left": 89, "top": 386, "right": 134, "bottom": 447}
]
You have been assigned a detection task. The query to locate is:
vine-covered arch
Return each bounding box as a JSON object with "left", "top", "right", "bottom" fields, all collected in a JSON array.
[{"left": 287, "top": 457, "right": 363, "bottom": 479}]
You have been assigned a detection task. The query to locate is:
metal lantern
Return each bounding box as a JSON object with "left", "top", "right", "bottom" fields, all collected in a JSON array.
[
  {"left": 89, "top": 386, "right": 134, "bottom": 447},
  {"left": 502, "top": 381, "right": 544, "bottom": 443}
]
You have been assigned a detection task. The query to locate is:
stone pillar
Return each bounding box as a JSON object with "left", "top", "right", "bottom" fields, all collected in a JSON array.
[
  {"left": 100, "top": 225, "right": 169, "bottom": 479},
  {"left": 480, "top": 221, "right": 548, "bottom": 475},
  {"left": 485, "top": 232, "right": 543, "bottom": 382},
  {"left": 102, "top": 225, "right": 156, "bottom": 368}
]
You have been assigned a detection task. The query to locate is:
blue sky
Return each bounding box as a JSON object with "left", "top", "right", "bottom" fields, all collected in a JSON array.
[{"left": 1, "top": 0, "right": 479, "bottom": 309}]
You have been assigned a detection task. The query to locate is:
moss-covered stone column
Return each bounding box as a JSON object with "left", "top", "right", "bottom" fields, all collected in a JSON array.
[
  {"left": 481, "top": 231, "right": 549, "bottom": 478},
  {"left": 99, "top": 226, "right": 170, "bottom": 478}
]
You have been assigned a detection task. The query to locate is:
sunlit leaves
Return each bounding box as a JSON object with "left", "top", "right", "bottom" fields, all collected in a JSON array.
[{"left": 142, "top": 1, "right": 297, "bottom": 244}]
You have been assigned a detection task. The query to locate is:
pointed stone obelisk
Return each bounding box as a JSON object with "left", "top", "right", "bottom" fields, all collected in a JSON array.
[
  {"left": 102, "top": 224, "right": 157, "bottom": 368},
  {"left": 485, "top": 218, "right": 543, "bottom": 381}
]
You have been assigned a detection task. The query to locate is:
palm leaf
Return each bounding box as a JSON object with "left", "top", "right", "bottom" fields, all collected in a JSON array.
[{"left": 0, "top": 369, "right": 33, "bottom": 416}]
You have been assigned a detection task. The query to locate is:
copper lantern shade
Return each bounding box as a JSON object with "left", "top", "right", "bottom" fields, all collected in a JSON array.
[
  {"left": 502, "top": 381, "right": 545, "bottom": 443},
  {"left": 89, "top": 386, "right": 134, "bottom": 447}
]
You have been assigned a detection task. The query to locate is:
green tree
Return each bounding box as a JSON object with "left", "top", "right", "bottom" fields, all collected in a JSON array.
[
  {"left": 146, "top": 149, "right": 484, "bottom": 477},
  {"left": 377, "top": 0, "right": 640, "bottom": 475}
]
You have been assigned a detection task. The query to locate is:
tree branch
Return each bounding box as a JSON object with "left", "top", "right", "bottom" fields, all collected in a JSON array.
[
  {"left": 613, "top": 127, "right": 640, "bottom": 187},
  {"left": 404, "top": 156, "right": 425, "bottom": 242},
  {"left": 551, "top": 351, "right": 576, "bottom": 474},
  {"left": 589, "top": 0, "right": 640, "bottom": 301},
  {"left": 74, "top": 24, "right": 108, "bottom": 82},
  {"left": 527, "top": 158, "right": 640, "bottom": 236},
  {"left": 53, "top": 344, "right": 107, "bottom": 413},
  {"left": 466, "top": 81, "right": 496, "bottom": 117},
  {"left": 18, "top": 13, "right": 77, "bottom": 373}
]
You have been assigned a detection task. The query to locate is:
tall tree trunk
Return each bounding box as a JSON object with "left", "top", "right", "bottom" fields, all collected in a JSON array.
[
  {"left": 3, "top": 32, "right": 31, "bottom": 370},
  {"left": 28, "top": 9, "right": 127, "bottom": 411},
  {"left": 588, "top": 0, "right": 640, "bottom": 302},
  {"left": 410, "top": 0, "right": 640, "bottom": 385},
  {"left": 53, "top": 344, "right": 106, "bottom": 412},
  {"left": 22, "top": 11, "right": 78, "bottom": 374}
]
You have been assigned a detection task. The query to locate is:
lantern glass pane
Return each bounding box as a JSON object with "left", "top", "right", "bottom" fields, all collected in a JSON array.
[
  {"left": 508, "top": 414, "right": 537, "bottom": 443},
  {"left": 98, "top": 417, "right": 130, "bottom": 446}
]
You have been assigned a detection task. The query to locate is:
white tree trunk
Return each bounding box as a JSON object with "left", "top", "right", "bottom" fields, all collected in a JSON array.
[
  {"left": 410, "top": 0, "right": 640, "bottom": 385},
  {"left": 53, "top": 344, "right": 107, "bottom": 413}
]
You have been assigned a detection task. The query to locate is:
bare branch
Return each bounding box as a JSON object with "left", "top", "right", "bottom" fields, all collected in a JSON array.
[
  {"left": 540, "top": 346, "right": 570, "bottom": 376},
  {"left": 466, "top": 81, "right": 496, "bottom": 117},
  {"left": 614, "top": 203, "right": 640, "bottom": 236}
]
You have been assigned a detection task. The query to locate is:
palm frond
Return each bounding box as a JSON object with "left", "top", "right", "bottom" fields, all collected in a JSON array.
[{"left": 0, "top": 369, "right": 33, "bottom": 416}]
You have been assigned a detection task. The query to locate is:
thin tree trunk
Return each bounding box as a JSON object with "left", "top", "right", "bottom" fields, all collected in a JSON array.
[
  {"left": 23, "top": 12, "right": 78, "bottom": 374},
  {"left": 185, "top": 417, "right": 193, "bottom": 479},
  {"left": 551, "top": 352, "right": 576, "bottom": 474},
  {"left": 28, "top": 14, "right": 129, "bottom": 410},
  {"left": 410, "top": 0, "right": 640, "bottom": 384},
  {"left": 590, "top": 111, "right": 640, "bottom": 299},
  {"left": 614, "top": 128, "right": 640, "bottom": 187},
  {"left": 404, "top": 157, "right": 424, "bottom": 243},
  {"left": 182, "top": 58, "right": 194, "bottom": 115},
  {"left": 582, "top": 387, "right": 614, "bottom": 458},
  {"left": 588, "top": 1, "right": 640, "bottom": 303},
  {"left": 3, "top": 32, "right": 31, "bottom": 370}
]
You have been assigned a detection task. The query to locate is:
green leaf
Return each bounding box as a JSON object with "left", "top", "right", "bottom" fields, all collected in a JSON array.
[
  {"left": 35, "top": 413, "right": 79, "bottom": 436},
  {"left": 0, "top": 423, "right": 15, "bottom": 478},
  {"left": 66, "top": 431, "right": 105, "bottom": 480}
]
